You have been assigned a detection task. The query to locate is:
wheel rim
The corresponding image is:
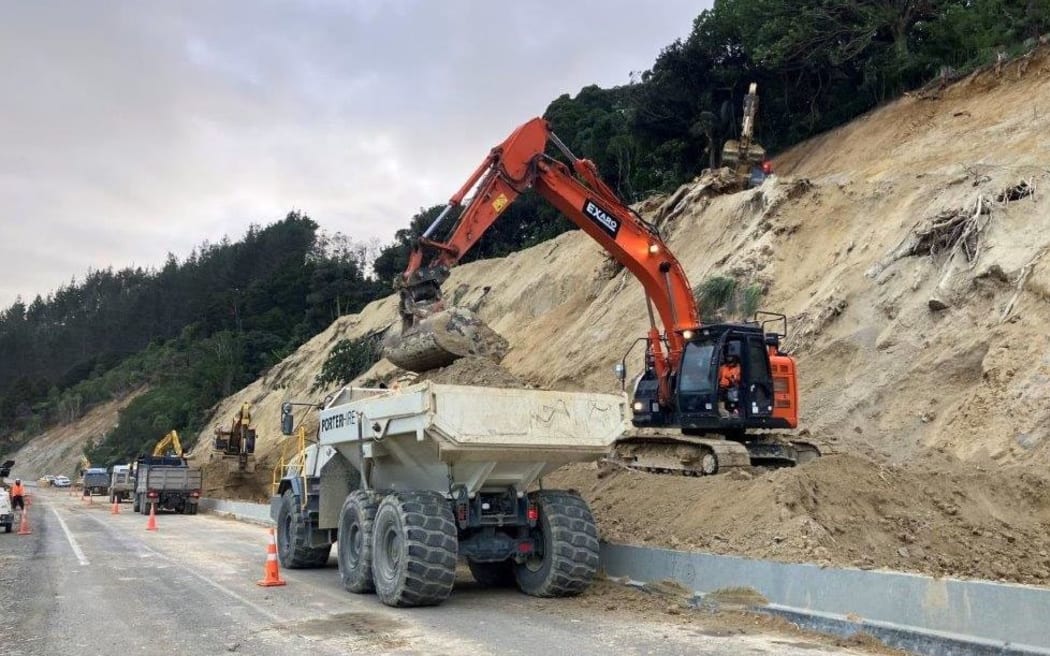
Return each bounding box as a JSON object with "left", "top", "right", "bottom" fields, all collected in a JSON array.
[
  {"left": 523, "top": 554, "right": 544, "bottom": 572},
  {"left": 378, "top": 523, "right": 401, "bottom": 582},
  {"left": 346, "top": 520, "right": 361, "bottom": 568}
]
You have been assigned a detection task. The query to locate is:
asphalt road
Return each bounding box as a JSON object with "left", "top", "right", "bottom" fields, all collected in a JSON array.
[{"left": 0, "top": 488, "right": 884, "bottom": 656}]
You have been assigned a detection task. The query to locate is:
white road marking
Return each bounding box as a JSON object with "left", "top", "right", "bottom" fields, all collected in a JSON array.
[
  {"left": 50, "top": 506, "right": 90, "bottom": 565},
  {"left": 79, "top": 510, "right": 284, "bottom": 623}
]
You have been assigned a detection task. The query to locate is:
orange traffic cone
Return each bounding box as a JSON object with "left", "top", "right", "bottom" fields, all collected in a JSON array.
[
  {"left": 111, "top": 498, "right": 120, "bottom": 515},
  {"left": 145, "top": 501, "right": 158, "bottom": 531},
  {"left": 17, "top": 507, "right": 31, "bottom": 535},
  {"left": 256, "top": 528, "right": 286, "bottom": 587}
]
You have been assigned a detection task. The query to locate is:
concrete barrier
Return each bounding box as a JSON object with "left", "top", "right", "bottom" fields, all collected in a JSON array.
[
  {"left": 602, "top": 543, "right": 1050, "bottom": 656},
  {"left": 198, "top": 497, "right": 272, "bottom": 526},
  {"left": 201, "top": 498, "right": 1050, "bottom": 655}
]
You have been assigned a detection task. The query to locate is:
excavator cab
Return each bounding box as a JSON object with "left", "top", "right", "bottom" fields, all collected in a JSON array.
[{"left": 630, "top": 322, "right": 796, "bottom": 437}]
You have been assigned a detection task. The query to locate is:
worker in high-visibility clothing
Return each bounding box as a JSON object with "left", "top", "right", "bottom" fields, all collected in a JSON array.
[
  {"left": 10, "top": 478, "right": 26, "bottom": 511},
  {"left": 718, "top": 350, "right": 742, "bottom": 416}
]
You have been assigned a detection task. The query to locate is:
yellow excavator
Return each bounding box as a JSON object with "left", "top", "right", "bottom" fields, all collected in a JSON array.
[
  {"left": 721, "top": 82, "right": 772, "bottom": 190},
  {"left": 152, "top": 430, "right": 184, "bottom": 458},
  {"left": 212, "top": 403, "right": 257, "bottom": 475}
]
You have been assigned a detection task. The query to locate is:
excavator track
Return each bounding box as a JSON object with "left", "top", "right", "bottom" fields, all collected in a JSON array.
[
  {"left": 607, "top": 433, "right": 751, "bottom": 476},
  {"left": 606, "top": 431, "right": 820, "bottom": 477}
]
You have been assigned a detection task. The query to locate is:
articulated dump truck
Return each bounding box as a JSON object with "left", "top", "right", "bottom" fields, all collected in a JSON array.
[{"left": 272, "top": 381, "right": 627, "bottom": 608}]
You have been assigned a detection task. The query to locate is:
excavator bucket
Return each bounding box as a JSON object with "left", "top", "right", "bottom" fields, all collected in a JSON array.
[
  {"left": 720, "top": 140, "right": 766, "bottom": 168},
  {"left": 383, "top": 307, "right": 508, "bottom": 373}
]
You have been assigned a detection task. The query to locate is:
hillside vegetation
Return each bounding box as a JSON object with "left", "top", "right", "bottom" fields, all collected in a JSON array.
[{"left": 0, "top": 214, "right": 384, "bottom": 464}]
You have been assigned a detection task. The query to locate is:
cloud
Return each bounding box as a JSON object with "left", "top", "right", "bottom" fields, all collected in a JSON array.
[{"left": 0, "top": 0, "right": 708, "bottom": 306}]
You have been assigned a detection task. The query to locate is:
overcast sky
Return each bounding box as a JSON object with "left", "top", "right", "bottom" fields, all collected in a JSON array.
[{"left": 0, "top": 1, "right": 708, "bottom": 307}]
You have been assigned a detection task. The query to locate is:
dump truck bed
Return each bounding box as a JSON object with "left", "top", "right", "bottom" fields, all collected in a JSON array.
[
  {"left": 136, "top": 466, "right": 202, "bottom": 493},
  {"left": 313, "top": 381, "right": 627, "bottom": 496}
]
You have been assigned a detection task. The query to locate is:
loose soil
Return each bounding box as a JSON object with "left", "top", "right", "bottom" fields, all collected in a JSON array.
[
  {"left": 413, "top": 356, "right": 528, "bottom": 388},
  {"left": 548, "top": 452, "right": 1050, "bottom": 585},
  {"left": 550, "top": 578, "right": 907, "bottom": 655},
  {"left": 7, "top": 389, "right": 146, "bottom": 481}
]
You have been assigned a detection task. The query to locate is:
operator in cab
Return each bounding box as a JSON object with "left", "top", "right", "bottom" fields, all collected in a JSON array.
[{"left": 719, "top": 347, "right": 742, "bottom": 416}]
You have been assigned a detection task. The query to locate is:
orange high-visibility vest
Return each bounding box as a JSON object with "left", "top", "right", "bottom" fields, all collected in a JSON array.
[
  {"left": 10, "top": 483, "right": 25, "bottom": 497},
  {"left": 719, "top": 363, "right": 741, "bottom": 389}
]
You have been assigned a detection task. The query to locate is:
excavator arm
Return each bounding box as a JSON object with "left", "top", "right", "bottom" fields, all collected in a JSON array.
[
  {"left": 396, "top": 118, "right": 701, "bottom": 405},
  {"left": 152, "top": 430, "right": 183, "bottom": 457}
]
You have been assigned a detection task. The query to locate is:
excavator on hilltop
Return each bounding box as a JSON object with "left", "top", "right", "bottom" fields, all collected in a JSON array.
[
  {"left": 384, "top": 117, "right": 819, "bottom": 476},
  {"left": 721, "top": 82, "right": 773, "bottom": 190}
]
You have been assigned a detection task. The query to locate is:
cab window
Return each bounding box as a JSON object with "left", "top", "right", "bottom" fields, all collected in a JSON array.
[
  {"left": 748, "top": 339, "right": 771, "bottom": 381},
  {"left": 679, "top": 342, "right": 715, "bottom": 393}
]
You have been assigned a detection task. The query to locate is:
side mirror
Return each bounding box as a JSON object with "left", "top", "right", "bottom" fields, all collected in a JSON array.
[
  {"left": 614, "top": 363, "right": 626, "bottom": 383},
  {"left": 280, "top": 403, "right": 294, "bottom": 436}
]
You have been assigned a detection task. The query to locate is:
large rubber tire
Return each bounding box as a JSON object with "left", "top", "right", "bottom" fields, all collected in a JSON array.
[
  {"left": 514, "top": 491, "right": 599, "bottom": 598},
  {"left": 132, "top": 494, "right": 140, "bottom": 513},
  {"left": 467, "top": 559, "right": 516, "bottom": 587},
  {"left": 371, "top": 491, "right": 458, "bottom": 607},
  {"left": 185, "top": 503, "right": 198, "bottom": 516},
  {"left": 337, "top": 490, "right": 380, "bottom": 593},
  {"left": 276, "top": 490, "right": 331, "bottom": 569},
  {"left": 4, "top": 522, "right": 11, "bottom": 534},
  {"left": 140, "top": 497, "right": 151, "bottom": 516}
]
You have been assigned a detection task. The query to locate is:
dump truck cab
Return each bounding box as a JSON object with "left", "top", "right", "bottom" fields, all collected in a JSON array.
[{"left": 109, "top": 464, "right": 134, "bottom": 503}]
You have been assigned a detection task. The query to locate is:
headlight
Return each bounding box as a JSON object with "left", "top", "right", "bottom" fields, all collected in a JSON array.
[{"left": 632, "top": 401, "right": 644, "bottom": 412}]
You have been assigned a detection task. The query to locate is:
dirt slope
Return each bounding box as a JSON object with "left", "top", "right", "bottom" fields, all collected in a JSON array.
[
  {"left": 7, "top": 389, "right": 146, "bottom": 481},
  {"left": 137, "top": 49, "right": 1050, "bottom": 583}
]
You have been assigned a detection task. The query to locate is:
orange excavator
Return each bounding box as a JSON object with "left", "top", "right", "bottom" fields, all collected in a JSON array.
[{"left": 384, "top": 117, "right": 818, "bottom": 475}]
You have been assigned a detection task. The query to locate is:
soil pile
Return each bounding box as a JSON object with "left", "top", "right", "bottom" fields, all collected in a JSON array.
[
  {"left": 414, "top": 356, "right": 527, "bottom": 388},
  {"left": 549, "top": 453, "right": 1050, "bottom": 584}
]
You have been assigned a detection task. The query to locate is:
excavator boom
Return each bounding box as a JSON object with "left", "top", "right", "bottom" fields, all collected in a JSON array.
[
  {"left": 385, "top": 115, "right": 813, "bottom": 477},
  {"left": 390, "top": 118, "right": 699, "bottom": 405}
]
